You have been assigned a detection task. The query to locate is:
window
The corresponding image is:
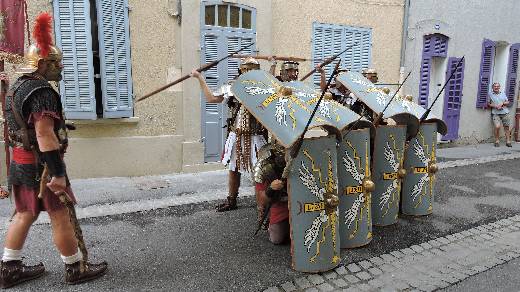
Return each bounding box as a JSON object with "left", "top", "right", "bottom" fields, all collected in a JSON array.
[
  {"left": 476, "top": 39, "right": 520, "bottom": 108},
  {"left": 204, "top": 4, "right": 253, "bottom": 29},
  {"left": 53, "top": 0, "right": 133, "bottom": 119},
  {"left": 312, "top": 22, "right": 372, "bottom": 86}
]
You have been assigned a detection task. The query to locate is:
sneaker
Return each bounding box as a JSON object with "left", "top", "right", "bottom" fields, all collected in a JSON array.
[
  {"left": 65, "top": 261, "right": 107, "bottom": 285},
  {"left": 506, "top": 142, "right": 512, "bottom": 147},
  {"left": 0, "top": 260, "right": 45, "bottom": 289}
]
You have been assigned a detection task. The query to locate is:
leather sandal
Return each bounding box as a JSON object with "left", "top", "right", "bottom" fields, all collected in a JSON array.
[{"left": 215, "top": 195, "right": 238, "bottom": 212}]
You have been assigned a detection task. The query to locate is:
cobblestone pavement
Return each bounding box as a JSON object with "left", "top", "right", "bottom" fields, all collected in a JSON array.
[{"left": 264, "top": 215, "right": 520, "bottom": 292}]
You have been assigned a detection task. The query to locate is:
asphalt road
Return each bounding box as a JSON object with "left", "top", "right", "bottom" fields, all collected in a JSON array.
[{"left": 0, "top": 158, "right": 519, "bottom": 291}]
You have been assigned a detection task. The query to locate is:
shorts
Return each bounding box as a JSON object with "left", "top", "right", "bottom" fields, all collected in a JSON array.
[{"left": 491, "top": 113, "right": 510, "bottom": 128}]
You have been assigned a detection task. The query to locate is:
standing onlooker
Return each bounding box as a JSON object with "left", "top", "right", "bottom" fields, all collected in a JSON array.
[{"left": 488, "top": 82, "right": 512, "bottom": 147}]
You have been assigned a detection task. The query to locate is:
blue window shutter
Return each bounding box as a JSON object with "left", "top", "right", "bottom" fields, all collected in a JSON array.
[
  {"left": 226, "top": 33, "right": 255, "bottom": 81},
  {"left": 476, "top": 39, "right": 495, "bottom": 108},
  {"left": 53, "top": 0, "right": 96, "bottom": 119},
  {"left": 505, "top": 43, "right": 520, "bottom": 106},
  {"left": 202, "top": 33, "right": 219, "bottom": 90},
  {"left": 97, "top": 0, "right": 134, "bottom": 118},
  {"left": 418, "top": 56, "right": 432, "bottom": 108},
  {"left": 312, "top": 23, "right": 372, "bottom": 86}
]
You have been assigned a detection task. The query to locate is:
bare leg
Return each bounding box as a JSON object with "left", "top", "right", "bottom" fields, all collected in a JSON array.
[
  {"left": 504, "top": 126, "right": 511, "bottom": 143},
  {"left": 216, "top": 170, "right": 241, "bottom": 212},
  {"left": 494, "top": 126, "right": 500, "bottom": 143},
  {"left": 228, "top": 170, "right": 241, "bottom": 198},
  {"left": 4, "top": 212, "right": 38, "bottom": 250},
  {"left": 268, "top": 220, "right": 290, "bottom": 245},
  {"left": 48, "top": 208, "right": 78, "bottom": 257}
]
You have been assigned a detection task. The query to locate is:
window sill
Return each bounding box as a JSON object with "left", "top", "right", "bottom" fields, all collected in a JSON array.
[{"left": 66, "top": 117, "right": 140, "bottom": 126}]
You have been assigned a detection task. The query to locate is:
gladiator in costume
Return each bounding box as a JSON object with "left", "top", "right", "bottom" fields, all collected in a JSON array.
[
  {"left": 253, "top": 143, "right": 289, "bottom": 244},
  {"left": 191, "top": 58, "right": 267, "bottom": 217},
  {"left": 0, "top": 13, "right": 107, "bottom": 288}
]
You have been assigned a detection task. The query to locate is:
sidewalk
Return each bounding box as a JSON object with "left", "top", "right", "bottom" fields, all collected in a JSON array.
[{"left": 0, "top": 142, "right": 518, "bottom": 226}]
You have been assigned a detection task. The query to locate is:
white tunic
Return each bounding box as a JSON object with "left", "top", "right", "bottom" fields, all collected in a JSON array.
[{"left": 216, "top": 83, "right": 266, "bottom": 173}]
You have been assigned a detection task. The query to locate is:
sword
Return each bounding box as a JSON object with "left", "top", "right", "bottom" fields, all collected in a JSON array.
[
  {"left": 253, "top": 203, "right": 271, "bottom": 237},
  {"left": 136, "top": 42, "right": 255, "bottom": 103},
  {"left": 420, "top": 56, "right": 465, "bottom": 122},
  {"left": 299, "top": 42, "right": 358, "bottom": 81},
  {"left": 39, "top": 166, "right": 89, "bottom": 273},
  {"left": 282, "top": 60, "right": 342, "bottom": 179}
]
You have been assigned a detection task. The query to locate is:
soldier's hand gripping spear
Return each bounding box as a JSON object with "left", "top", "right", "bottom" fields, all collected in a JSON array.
[
  {"left": 136, "top": 42, "right": 255, "bottom": 102},
  {"left": 420, "top": 56, "right": 465, "bottom": 122}
]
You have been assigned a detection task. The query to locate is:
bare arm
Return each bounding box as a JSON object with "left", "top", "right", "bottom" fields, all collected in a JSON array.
[
  {"left": 268, "top": 56, "right": 277, "bottom": 75},
  {"left": 35, "top": 116, "right": 66, "bottom": 192},
  {"left": 190, "top": 70, "right": 224, "bottom": 103},
  {"left": 35, "top": 116, "right": 60, "bottom": 151},
  {"left": 316, "top": 65, "right": 326, "bottom": 91}
]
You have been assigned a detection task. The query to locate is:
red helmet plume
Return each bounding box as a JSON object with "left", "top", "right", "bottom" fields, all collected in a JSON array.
[{"left": 33, "top": 12, "right": 54, "bottom": 58}]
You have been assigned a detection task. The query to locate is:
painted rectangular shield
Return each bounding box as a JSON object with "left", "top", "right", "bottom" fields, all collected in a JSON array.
[
  {"left": 371, "top": 126, "right": 407, "bottom": 226},
  {"left": 231, "top": 70, "right": 362, "bottom": 148},
  {"left": 287, "top": 135, "right": 340, "bottom": 272},
  {"left": 285, "top": 81, "right": 361, "bottom": 132},
  {"left": 335, "top": 72, "right": 403, "bottom": 119},
  {"left": 337, "top": 128, "right": 373, "bottom": 248},
  {"left": 391, "top": 95, "right": 448, "bottom": 136},
  {"left": 401, "top": 123, "right": 438, "bottom": 216},
  {"left": 335, "top": 72, "right": 421, "bottom": 138}
]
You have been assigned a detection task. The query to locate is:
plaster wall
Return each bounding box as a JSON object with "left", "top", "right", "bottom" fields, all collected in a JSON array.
[
  {"left": 271, "top": 0, "right": 405, "bottom": 84},
  {"left": 402, "top": 0, "right": 520, "bottom": 143}
]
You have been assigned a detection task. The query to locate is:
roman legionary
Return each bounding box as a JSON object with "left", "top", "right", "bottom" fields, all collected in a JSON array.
[
  {"left": 191, "top": 58, "right": 267, "bottom": 217},
  {"left": 0, "top": 13, "right": 107, "bottom": 288},
  {"left": 350, "top": 68, "right": 379, "bottom": 121},
  {"left": 253, "top": 143, "right": 289, "bottom": 244}
]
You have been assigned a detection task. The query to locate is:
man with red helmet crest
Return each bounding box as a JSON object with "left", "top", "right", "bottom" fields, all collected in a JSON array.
[{"left": 0, "top": 12, "right": 107, "bottom": 288}]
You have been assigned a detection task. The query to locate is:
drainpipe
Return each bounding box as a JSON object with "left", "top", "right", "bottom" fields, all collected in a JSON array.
[
  {"left": 398, "top": 0, "right": 411, "bottom": 95},
  {"left": 515, "top": 86, "right": 520, "bottom": 142}
]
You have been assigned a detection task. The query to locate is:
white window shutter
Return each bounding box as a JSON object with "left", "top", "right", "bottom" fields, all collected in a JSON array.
[
  {"left": 53, "top": 0, "right": 97, "bottom": 119},
  {"left": 97, "top": 0, "right": 134, "bottom": 118}
]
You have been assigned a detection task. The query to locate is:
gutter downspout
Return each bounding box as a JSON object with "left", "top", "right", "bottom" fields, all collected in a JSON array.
[
  {"left": 398, "top": 0, "right": 411, "bottom": 95},
  {"left": 515, "top": 86, "right": 520, "bottom": 142}
]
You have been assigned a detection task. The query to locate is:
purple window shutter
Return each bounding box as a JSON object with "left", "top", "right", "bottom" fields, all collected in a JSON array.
[
  {"left": 442, "top": 57, "right": 465, "bottom": 141},
  {"left": 505, "top": 43, "right": 520, "bottom": 106},
  {"left": 476, "top": 39, "right": 495, "bottom": 108},
  {"left": 418, "top": 56, "right": 432, "bottom": 108}
]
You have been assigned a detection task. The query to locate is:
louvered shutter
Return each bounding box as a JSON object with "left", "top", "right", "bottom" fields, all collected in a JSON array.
[
  {"left": 418, "top": 56, "right": 432, "bottom": 108},
  {"left": 312, "top": 24, "right": 335, "bottom": 86},
  {"left": 226, "top": 34, "right": 254, "bottom": 81},
  {"left": 476, "top": 39, "right": 495, "bottom": 108},
  {"left": 505, "top": 43, "right": 520, "bottom": 106},
  {"left": 53, "top": 0, "right": 96, "bottom": 119},
  {"left": 97, "top": 0, "right": 133, "bottom": 118},
  {"left": 201, "top": 32, "right": 222, "bottom": 160},
  {"left": 312, "top": 23, "right": 372, "bottom": 87}
]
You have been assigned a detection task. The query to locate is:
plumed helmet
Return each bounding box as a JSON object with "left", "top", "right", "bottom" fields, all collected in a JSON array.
[
  {"left": 239, "top": 57, "right": 260, "bottom": 71},
  {"left": 281, "top": 61, "right": 299, "bottom": 71},
  {"left": 17, "top": 12, "right": 62, "bottom": 74}
]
